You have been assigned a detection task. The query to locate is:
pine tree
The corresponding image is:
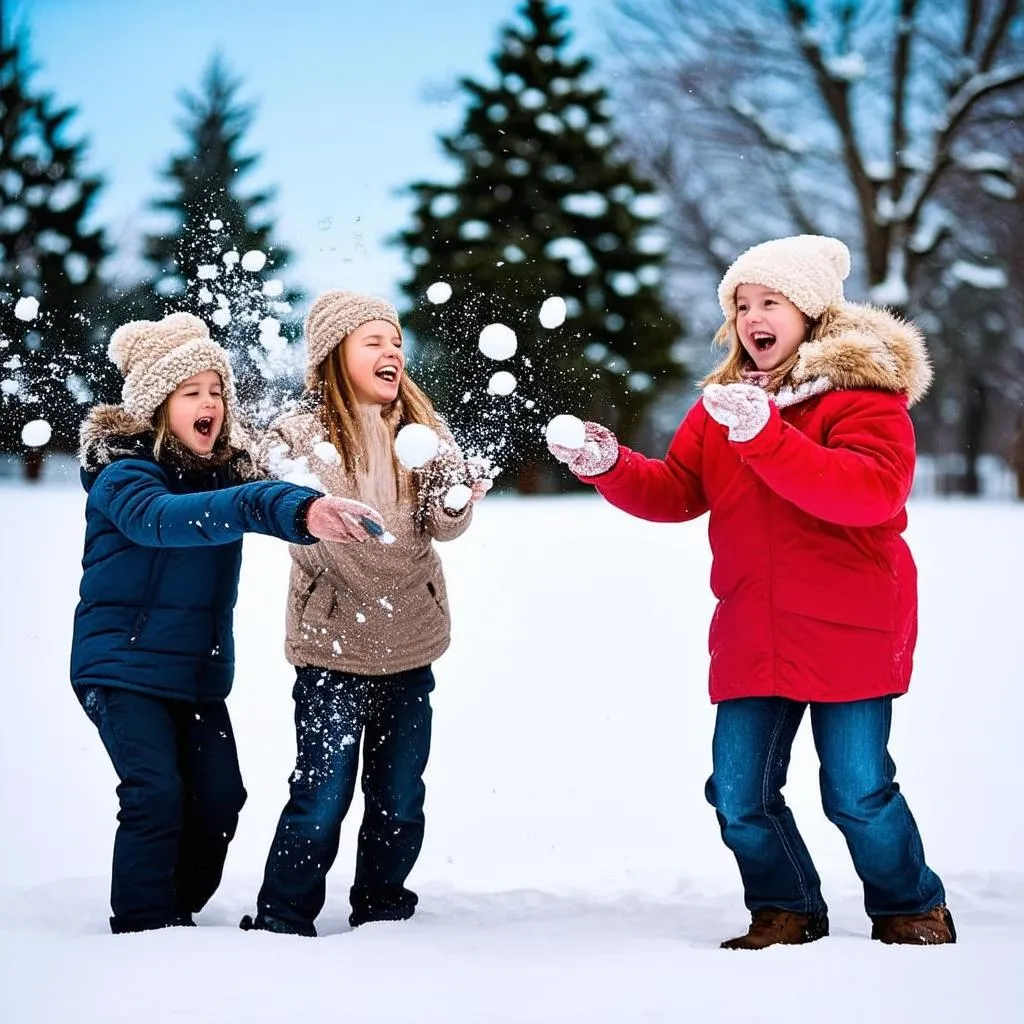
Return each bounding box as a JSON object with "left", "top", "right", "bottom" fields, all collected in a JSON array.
[
  {"left": 143, "top": 56, "right": 301, "bottom": 413},
  {"left": 396, "top": 0, "right": 686, "bottom": 491},
  {"left": 0, "top": 25, "right": 111, "bottom": 473}
]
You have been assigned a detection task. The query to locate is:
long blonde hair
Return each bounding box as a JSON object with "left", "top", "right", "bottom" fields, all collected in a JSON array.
[
  {"left": 310, "top": 344, "right": 440, "bottom": 499},
  {"left": 701, "top": 306, "right": 840, "bottom": 391}
]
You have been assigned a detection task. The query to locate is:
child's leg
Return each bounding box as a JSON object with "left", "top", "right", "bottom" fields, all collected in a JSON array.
[
  {"left": 173, "top": 699, "right": 247, "bottom": 915},
  {"left": 83, "top": 686, "right": 192, "bottom": 933},
  {"left": 349, "top": 666, "right": 434, "bottom": 927},
  {"left": 253, "top": 668, "right": 362, "bottom": 936},
  {"left": 811, "top": 697, "right": 946, "bottom": 917},
  {"left": 705, "top": 697, "right": 827, "bottom": 916}
]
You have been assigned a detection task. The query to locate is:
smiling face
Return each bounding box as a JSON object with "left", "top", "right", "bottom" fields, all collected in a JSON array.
[
  {"left": 165, "top": 369, "right": 225, "bottom": 456},
  {"left": 341, "top": 319, "right": 404, "bottom": 406},
  {"left": 734, "top": 284, "right": 810, "bottom": 371}
]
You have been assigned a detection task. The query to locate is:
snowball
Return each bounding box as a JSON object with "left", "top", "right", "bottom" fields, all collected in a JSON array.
[
  {"left": 478, "top": 322, "right": 517, "bottom": 361},
  {"left": 21, "top": 418, "right": 51, "bottom": 447},
  {"left": 259, "top": 316, "right": 280, "bottom": 336},
  {"left": 538, "top": 295, "right": 567, "bottom": 329},
  {"left": 443, "top": 483, "right": 473, "bottom": 512},
  {"left": 262, "top": 278, "right": 284, "bottom": 297},
  {"left": 198, "top": 288, "right": 213, "bottom": 304},
  {"left": 545, "top": 414, "right": 586, "bottom": 449},
  {"left": 241, "top": 249, "right": 267, "bottom": 272},
  {"left": 197, "top": 265, "right": 218, "bottom": 280},
  {"left": 394, "top": 423, "right": 440, "bottom": 469},
  {"left": 208, "top": 219, "right": 223, "bottom": 231},
  {"left": 426, "top": 281, "right": 453, "bottom": 304},
  {"left": 212, "top": 307, "right": 231, "bottom": 327},
  {"left": 222, "top": 250, "right": 240, "bottom": 267},
  {"left": 313, "top": 440, "right": 340, "bottom": 465},
  {"left": 487, "top": 371, "right": 517, "bottom": 396},
  {"left": 14, "top": 296, "right": 39, "bottom": 321}
]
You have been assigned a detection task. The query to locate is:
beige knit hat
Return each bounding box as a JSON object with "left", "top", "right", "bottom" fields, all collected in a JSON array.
[
  {"left": 304, "top": 289, "right": 402, "bottom": 388},
  {"left": 108, "top": 312, "right": 236, "bottom": 423},
  {"left": 717, "top": 235, "right": 851, "bottom": 320}
]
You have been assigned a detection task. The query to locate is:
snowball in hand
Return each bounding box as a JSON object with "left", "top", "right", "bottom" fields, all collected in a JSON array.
[
  {"left": 478, "top": 323, "right": 517, "bottom": 361},
  {"left": 545, "top": 414, "right": 586, "bottom": 449},
  {"left": 426, "top": 282, "right": 452, "bottom": 304},
  {"left": 14, "top": 296, "right": 39, "bottom": 321},
  {"left": 394, "top": 423, "right": 440, "bottom": 469},
  {"left": 443, "top": 483, "right": 473, "bottom": 512},
  {"left": 538, "top": 296, "right": 567, "bottom": 329},
  {"left": 487, "top": 371, "right": 517, "bottom": 396},
  {"left": 313, "top": 440, "right": 341, "bottom": 465},
  {"left": 21, "top": 419, "right": 52, "bottom": 447}
]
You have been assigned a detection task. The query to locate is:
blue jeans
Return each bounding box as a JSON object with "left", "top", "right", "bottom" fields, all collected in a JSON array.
[
  {"left": 705, "top": 696, "right": 945, "bottom": 919},
  {"left": 82, "top": 687, "right": 246, "bottom": 933},
  {"left": 255, "top": 665, "right": 434, "bottom": 935}
]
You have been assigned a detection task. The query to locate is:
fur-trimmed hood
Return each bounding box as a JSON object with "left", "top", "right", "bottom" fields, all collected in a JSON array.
[
  {"left": 78, "top": 403, "right": 259, "bottom": 481},
  {"left": 787, "top": 302, "right": 932, "bottom": 407}
]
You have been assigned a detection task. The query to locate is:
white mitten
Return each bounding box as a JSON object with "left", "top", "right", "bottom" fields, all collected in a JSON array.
[
  {"left": 548, "top": 421, "right": 619, "bottom": 477},
  {"left": 702, "top": 383, "right": 772, "bottom": 442},
  {"left": 305, "top": 496, "right": 386, "bottom": 542}
]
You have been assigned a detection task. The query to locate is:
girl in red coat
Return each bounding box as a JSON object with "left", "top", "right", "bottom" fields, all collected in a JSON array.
[{"left": 548, "top": 235, "right": 955, "bottom": 949}]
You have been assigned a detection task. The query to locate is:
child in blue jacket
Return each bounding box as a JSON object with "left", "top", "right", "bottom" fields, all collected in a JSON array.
[{"left": 71, "top": 311, "right": 382, "bottom": 934}]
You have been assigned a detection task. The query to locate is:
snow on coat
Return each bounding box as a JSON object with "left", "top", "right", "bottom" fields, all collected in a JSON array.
[{"left": 591, "top": 302, "right": 932, "bottom": 704}]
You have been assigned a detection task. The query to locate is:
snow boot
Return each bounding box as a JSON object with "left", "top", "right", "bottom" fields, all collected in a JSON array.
[
  {"left": 871, "top": 904, "right": 956, "bottom": 945},
  {"left": 721, "top": 908, "right": 829, "bottom": 950}
]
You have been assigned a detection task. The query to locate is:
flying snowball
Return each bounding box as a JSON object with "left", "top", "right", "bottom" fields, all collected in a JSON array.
[
  {"left": 487, "top": 371, "right": 517, "bottom": 396},
  {"left": 538, "top": 296, "right": 567, "bottom": 329},
  {"left": 426, "top": 282, "right": 453, "bottom": 304},
  {"left": 478, "top": 323, "right": 517, "bottom": 361},
  {"left": 545, "top": 414, "right": 586, "bottom": 449},
  {"left": 313, "top": 440, "right": 341, "bottom": 465},
  {"left": 21, "top": 419, "right": 52, "bottom": 447},
  {"left": 443, "top": 484, "right": 473, "bottom": 512},
  {"left": 197, "top": 264, "right": 218, "bottom": 280},
  {"left": 241, "top": 249, "right": 267, "bottom": 272},
  {"left": 212, "top": 308, "right": 231, "bottom": 327},
  {"left": 14, "top": 296, "right": 39, "bottom": 321},
  {"left": 208, "top": 219, "right": 223, "bottom": 231},
  {"left": 263, "top": 279, "right": 284, "bottom": 297},
  {"left": 394, "top": 423, "right": 440, "bottom": 469},
  {"left": 222, "top": 250, "right": 240, "bottom": 267}
]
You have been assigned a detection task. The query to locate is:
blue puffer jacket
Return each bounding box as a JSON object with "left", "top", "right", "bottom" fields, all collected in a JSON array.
[{"left": 71, "top": 405, "right": 322, "bottom": 703}]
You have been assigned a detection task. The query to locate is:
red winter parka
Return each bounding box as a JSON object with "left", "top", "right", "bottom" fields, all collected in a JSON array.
[{"left": 591, "top": 302, "right": 933, "bottom": 704}]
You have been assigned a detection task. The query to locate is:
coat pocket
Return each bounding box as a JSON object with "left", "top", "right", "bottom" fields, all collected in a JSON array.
[{"left": 774, "top": 570, "right": 897, "bottom": 632}]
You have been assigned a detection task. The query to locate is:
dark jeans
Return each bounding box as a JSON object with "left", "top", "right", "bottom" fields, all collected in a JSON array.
[
  {"left": 82, "top": 686, "right": 247, "bottom": 933},
  {"left": 705, "top": 696, "right": 945, "bottom": 919},
  {"left": 255, "top": 665, "right": 434, "bottom": 935}
]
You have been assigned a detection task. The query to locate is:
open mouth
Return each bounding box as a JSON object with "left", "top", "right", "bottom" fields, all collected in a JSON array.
[
  {"left": 751, "top": 332, "right": 776, "bottom": 353},
  {"left": 375, "top": 366, "right": 399, "bottom": 383},
  {"left": 194, "top": 417, "right": 215, "bottom": 437}
]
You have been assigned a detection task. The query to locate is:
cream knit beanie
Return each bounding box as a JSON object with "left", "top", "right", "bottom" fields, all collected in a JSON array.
[
  {"left": 304, "top": 290, "right": 402, "bottom": 388},
  {"left": 717, "top": 235, "right": 851, "bottom": 320},
  {"left": 108, "top": 312, "right": 236, "bottom": 423}
]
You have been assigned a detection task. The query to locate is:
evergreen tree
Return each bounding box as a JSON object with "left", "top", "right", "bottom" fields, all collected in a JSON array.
[
  {"left": 396, "top": 0, "right": 686, "bottom": 491},
  {"left": 143, "top": 56, "right": 301, "bottom": 413},
  {"left": 0, "top": 24, "right": 111, "bottom": 472}
]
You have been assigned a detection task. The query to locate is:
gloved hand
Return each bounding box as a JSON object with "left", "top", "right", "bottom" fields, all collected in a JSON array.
[
  {"left": 305, "top": 496, "right": 387, "bottom": 543},
  {"left": 702, "top": 383, "right": 772, "bottom": 442},
  {"left": 548, "top": 421, "right": 619, "bottom": 477}
]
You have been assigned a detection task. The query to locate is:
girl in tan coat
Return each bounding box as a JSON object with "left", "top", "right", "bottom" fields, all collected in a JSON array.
[{"left": 242, "top": 290, "right": 488, "bottom": 936}]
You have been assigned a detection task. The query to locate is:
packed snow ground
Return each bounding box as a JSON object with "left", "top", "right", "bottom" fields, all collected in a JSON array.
[{"left": 1, "top": 478, "right": 1022, "bottom": 1022}]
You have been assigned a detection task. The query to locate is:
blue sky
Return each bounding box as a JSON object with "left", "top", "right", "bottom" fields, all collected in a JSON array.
[{"left": 12, "top": 0, "right": 617, "bottom": 305}]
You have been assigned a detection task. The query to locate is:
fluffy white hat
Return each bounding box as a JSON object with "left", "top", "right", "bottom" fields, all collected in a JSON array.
[
  {"left": 304, "top": 290, "right": 402, "bottom": 388},
  {"left": 108, "top": 312, "right": 236, "bottom": 423},
  {"left": 717, "top": 235, "right": 851, "bottom": 320}
]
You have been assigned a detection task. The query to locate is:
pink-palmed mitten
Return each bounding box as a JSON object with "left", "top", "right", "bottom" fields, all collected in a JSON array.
[
  {"left": 548, "top": 421, "right": 620, "bottom": 477},
  {"left": 702, "top": 383, "right": 772, "bottom": 442}
]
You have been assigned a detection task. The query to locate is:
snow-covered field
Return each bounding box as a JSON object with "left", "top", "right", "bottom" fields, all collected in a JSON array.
[{"left": 1, "top": 478, "right": 1021, "bottom": 1022}]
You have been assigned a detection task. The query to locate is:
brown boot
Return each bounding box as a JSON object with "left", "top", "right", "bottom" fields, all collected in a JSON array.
[
  {"left": 871, "top": 904, "right": 956, "bottom": 945},
  {"left": 720, "top": 908, "right": 829, "bottom": 950}
]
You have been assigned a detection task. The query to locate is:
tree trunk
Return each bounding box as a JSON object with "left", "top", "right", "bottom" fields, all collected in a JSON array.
[{"left": 22, "top": 448, "right": 44, "bottom": 482}]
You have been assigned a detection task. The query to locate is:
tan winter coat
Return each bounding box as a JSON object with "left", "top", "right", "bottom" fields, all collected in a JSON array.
[{"left": 262, "top": 409, "right": 473, "bottom": 676}]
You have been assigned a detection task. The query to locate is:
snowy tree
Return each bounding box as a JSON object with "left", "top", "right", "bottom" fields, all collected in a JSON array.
[
  {"left": 142, "top": 56, "right": 301, "bottom": 412},
  {"left": 396, "top": 0, "right": 685, "bottom": 492},
  {"left": 0, "top": 25, "right": 111, "bottom": 475},
  {"left": 610, "top": 0, "right": 1024, "bottom": 490}
]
